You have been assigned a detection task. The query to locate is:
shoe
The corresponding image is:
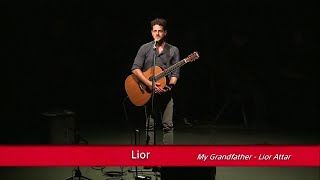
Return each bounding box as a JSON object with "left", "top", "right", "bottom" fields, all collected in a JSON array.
[{"left": 183, "top": 117, "right": 193, "bottom": 126}]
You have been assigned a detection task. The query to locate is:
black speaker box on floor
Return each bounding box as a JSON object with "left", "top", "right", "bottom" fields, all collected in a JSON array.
[{"left": 160, "top": 167, "right": 216, "bottom": 180}]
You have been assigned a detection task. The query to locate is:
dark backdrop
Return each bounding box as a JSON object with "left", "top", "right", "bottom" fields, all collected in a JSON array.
[{"left": 2, "top": 1, "right": 319, "bottom": 143}]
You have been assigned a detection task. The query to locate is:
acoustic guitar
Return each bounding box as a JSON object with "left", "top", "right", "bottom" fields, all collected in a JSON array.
[{"left": 124, "top": 51, "right": 200, "bottom": 106}]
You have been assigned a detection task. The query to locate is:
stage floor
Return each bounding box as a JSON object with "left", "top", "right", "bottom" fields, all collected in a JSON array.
[{"left": 0, "top": 118, "right": 319, "bottom": 180}]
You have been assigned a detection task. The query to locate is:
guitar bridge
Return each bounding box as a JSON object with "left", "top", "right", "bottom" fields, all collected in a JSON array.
[{"left": 138, "top": 83, "right": 145, "bottom": 94}]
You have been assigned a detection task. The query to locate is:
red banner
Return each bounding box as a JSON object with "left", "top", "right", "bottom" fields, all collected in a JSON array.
[{"left": 0, "top": 145, "right": 319, "bottom": 166}]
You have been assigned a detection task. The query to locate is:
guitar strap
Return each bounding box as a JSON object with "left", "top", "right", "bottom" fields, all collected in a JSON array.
[
  {"left": 165, "top": 44, "right": 171, "bottom": 68},
  {"left": 164, "top": 44, "right": 172, "bottom": 84}
]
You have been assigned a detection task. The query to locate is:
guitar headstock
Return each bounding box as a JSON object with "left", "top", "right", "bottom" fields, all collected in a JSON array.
[{"left": 185, "top": 51, "right": 200, "bottom": 63}]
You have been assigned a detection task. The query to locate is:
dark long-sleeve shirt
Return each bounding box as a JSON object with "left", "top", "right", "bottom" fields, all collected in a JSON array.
[{"left": 131, "top": 41, "right": 180, "bottom": 79}]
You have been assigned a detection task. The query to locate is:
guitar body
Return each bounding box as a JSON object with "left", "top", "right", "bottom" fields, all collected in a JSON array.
[
  {"left": 125, "top": 51, "right": 199, "bottom": 106},
  {"left": 125, "top": 66, "right": 166, "bottom": 106}
]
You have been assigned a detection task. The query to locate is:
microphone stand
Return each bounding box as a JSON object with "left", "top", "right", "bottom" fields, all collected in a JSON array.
[
  {"left": 140, "top": 41, "right": 161, "bottom": 178},
  {"left": 146, "top": 41, "right": 158, "bottom": 146}
]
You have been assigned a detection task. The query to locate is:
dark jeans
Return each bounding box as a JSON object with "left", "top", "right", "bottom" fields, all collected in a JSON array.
[{"left": 145, "top": 93, "right": 174, "bottom": 145}]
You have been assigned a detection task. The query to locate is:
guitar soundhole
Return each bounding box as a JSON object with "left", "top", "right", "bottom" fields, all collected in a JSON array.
[{"left": 148, "top": 76, "right": 155, "bottom": 81}]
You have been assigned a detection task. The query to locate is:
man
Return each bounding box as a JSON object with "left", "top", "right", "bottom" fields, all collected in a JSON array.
[{"left": 130, "top": 18, "right": 180, "bottom": 145}]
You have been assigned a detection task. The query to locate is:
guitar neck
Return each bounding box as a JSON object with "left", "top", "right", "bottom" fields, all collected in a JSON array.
[{"left": 154, "top": 59, "right": 187, "bottom": 81}]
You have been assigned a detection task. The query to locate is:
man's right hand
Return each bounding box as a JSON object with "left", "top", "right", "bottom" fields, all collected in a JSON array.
[{"left": 148, "top": 82, "right": 166, "bottom": 94}]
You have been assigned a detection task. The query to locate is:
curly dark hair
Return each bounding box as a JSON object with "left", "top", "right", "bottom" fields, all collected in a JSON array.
[{"left": 150, "top": 18, "right": 167, "bottom": 31}]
